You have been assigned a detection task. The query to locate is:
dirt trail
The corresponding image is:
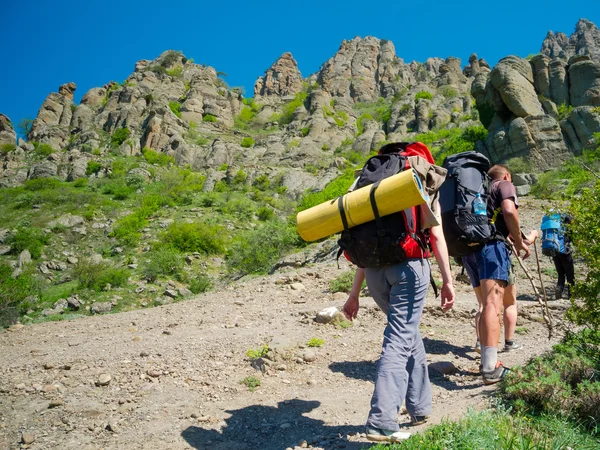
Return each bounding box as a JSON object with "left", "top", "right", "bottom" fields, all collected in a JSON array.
[{"left": 0, "top": 198, "right": 573, "bottom": 450}]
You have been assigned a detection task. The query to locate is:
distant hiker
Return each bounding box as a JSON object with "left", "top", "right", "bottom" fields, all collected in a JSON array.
[
  {"left": 463, "top": 230, "right": 538, "bottom": 354},
  {"left": 341, "top": 142, "right": 455, "bottom": 442},
  {"left": 541, "top": 210, "right": 575, "bottom": 299},
  {"left": 477, "top": 165, "right": 530, "bottom": 385}
]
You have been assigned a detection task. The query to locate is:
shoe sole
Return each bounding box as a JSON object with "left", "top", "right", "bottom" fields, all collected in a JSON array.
[
  {"left": 366, "top": 433, "right": 410, "bottom": 442},
  {"left": 482, "top": 377, "right": 504, "bottom": 385},
  {"left": 411, "top": 419, "right": 428, "bottom": 426}
]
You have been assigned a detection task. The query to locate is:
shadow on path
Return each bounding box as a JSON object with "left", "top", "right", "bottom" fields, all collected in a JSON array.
[{"left": 181, "top": 399, "right": 370, "bottom": 450}]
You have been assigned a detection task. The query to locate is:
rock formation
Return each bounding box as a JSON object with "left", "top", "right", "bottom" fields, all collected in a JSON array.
[{"left": 254, "top": 52, "right": 303, "bottom": 98}]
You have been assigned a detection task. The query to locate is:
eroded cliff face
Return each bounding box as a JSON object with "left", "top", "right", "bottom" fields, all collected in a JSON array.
[{"left": 1, "top": 20, "right": 599, "bottom": 190}]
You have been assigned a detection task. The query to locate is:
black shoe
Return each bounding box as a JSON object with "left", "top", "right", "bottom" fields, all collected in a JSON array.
[
  {"left": 563, "top": 286, "right": 571, "bottom": 299},
  {"left": 410, "top": 415, "right": 429, "bottom": 426},
  {"left": 482, "top": 363, "right": 510, "bottom": 385},
  {"left": 555, "top": 285, "right": 564, "bottom": 300}
]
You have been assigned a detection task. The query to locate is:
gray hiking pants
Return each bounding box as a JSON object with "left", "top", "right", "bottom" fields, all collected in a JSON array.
[{"left": 364, "top": 259, "right": 432, "bottom": 431}]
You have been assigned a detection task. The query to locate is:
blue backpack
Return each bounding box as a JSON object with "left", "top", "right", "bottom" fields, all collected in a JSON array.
[{"left": 541, "top": 213, "right": 566, "bottom": 257}]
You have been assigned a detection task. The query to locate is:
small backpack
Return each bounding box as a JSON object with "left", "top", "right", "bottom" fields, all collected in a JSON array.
[
  {"left": 541, "top": 213, "right": 566, "bottom": 257},
  {"left": 337, "top": 142, "right": 433, "bottom": 269},
  {"left": 439, "top": 151, "right": 492, "bottom": 257}
]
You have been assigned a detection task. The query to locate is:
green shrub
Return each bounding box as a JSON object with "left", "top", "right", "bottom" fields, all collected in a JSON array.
[
  {"left": 246, "top": 344, "right": 269, "bottom": 359},
  {"left": 73, "top": 178, "right": 88, "bottom": 188},
  {"left": 277, "top": 91, "right": 307, "bottom": 125},
  {"left": 24, "top": 178, "right": 61, "bottom": 191},
  {"left": 415, "top": 91, "right": 433, "bottom": 101},
  {"left": 34, "top": 143, "right": 55, "bottom": 157},
  {"left": 240, "top": 137, "right": 255, "bottom": 148},
  {"left": 227, "top": 221, "right": 298, "bottom": 275},
  {"left": 168, "top": 101, "right": 182, "bottom": 118},
  {"left": 220, "top": 195, "right": 255, "bottom": 219},
  {"left": 166, "top": 66, "right": 183, "bottom": 77},
  {"left": 557, "top": 102, "right": 573, "bottom": 121},
  {"left": 252, "top": 174, "right": 270, "bottom": 191},
  {"left": 142, "top": 147, "right": 174, "bottom": 166},
  {"left": 0, "top": 264, "right": 41, "bottom": 326},
  {"left": 356, "top": 113, "right": 373, "bottom": 136},
  {"left": 438, "top": 85, "right": 458, "bottom": 99},
  {"left": 143, "top": 247, "right": 185, "bottom": 282},
  {"left": 307, "top": 337, "right": 325, "bottom": 347},
  {"left": 160, "top": 221, "right": 226, "bottom": 254},
  {"left": 300, "top": 127, "right": 310, "bottom": 137},
  {"left": 110, "top": 128, "right": 131, "bottom": 147},
  {"left": 86, "top": 161, "right": 102, "bottom": 175},
  {"left": 9, "top": 227, "right": 48, "bottom": 259},
  {"left": 73, "top": 259, "right": 129, "bottom": 292},
  {"left": 203, "top": 114, "right": 217, "bottom": 123},
  {"left": 0, "top": 143, "right": 16, "bottom": 154},
  {"left": 189, "top": 274, "right": 212, "bottom": 294},
  {"left": 240, "top": 376, "right": 261, "bottom": 392},
  {"left": 505, "top": 157, "right": 532, "bottom": 173},
  {"left": 110, "top": 211, "right": 147, "bottom": 246},
  {"left": 329, "top": 270, "right": 365, "bottom": 293},
  {"left": 257, "top": 206, "right": 274, "bottom": 221}
]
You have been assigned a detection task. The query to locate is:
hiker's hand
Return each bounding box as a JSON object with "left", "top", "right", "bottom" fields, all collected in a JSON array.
[
  {"left": 440, "top": 282, "right": 455, "bottom": 312},
  {"left": 514, "top": 241, "right": 531, "bottom": 259},
  {"left": 343, "top": 294, "right": 359, "bottom": 321}
]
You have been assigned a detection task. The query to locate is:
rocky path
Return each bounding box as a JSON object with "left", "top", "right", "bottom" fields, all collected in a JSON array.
[{"left": 0, "top": 199, "right": 572, "bottom": 449}]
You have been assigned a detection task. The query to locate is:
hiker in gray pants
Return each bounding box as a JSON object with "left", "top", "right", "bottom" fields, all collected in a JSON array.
[
  {"left": 365, "top": 259, "right": 432, "bottom": 431},
  {"left": 343, "top": 224, "right": 455, "bottom": 442}
]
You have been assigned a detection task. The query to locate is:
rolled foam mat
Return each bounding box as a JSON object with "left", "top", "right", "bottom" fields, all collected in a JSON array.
[{"left": 296, "top": 169, "right": 427, "bottom": 242}]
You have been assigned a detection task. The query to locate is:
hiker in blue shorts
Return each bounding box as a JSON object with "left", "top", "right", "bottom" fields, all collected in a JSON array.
[{"left": 478, "top": 165, "right": 530, "bottom": 385}]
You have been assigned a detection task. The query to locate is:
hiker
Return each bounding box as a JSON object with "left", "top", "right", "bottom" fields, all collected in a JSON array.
[
  {"left": 477, "top": 164, "right": 530, "bottom": 385},
  {"left": 463, "top": 230, "right": 538, "bottom": 354},
  {"left": 342, "top": 211, "right": 455, "bottom": 442},
  {"left": 543, "top": 211, "right": 575, "bottom": 299}
]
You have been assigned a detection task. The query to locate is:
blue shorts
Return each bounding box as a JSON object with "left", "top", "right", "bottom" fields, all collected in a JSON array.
[
  {"left": 477, "top": 240, "right": 511, "bottom": 285},
  {"left": 462, "top": 253, "right": 481, "bottom": 288}
]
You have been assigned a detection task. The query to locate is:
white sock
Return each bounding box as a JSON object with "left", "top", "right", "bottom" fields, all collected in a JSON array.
[{"left": 481, "top": 346, "right": 497, "bottom": 372}]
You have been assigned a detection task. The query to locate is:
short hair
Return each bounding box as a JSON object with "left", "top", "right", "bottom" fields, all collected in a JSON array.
[{"left": 488, "top": 164, "right": 511, "bottom": 181}]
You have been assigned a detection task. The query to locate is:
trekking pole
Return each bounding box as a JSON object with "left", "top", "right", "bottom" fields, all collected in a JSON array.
[{"left": 510, "top": 243, "right": 553, "bottom": 339}]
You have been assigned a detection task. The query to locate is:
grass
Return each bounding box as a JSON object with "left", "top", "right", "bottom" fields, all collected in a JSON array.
[
  {"left": 240, "top": 376, "right": 261, "bottom": 392},
  {"left": 370, "top": 407, "right": 599, "bottom": 449},
  {"left": 307, "top": 337, "right": 324, "bottom": 347},
  {"left": 246, "top": 345, "right": 269, "bottom": 359}
]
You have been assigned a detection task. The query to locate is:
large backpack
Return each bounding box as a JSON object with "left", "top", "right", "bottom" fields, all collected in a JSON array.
[
  {"left": 439, "top": 151, "right": 492, "bottom": 257},
  {"left": 541, "top": 213, "right": 566, "bottom": 257},
  {"left": 337, "top": 142, "right": 433, "bottom": 269}
]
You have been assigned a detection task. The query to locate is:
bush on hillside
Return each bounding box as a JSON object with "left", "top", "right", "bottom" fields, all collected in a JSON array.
[
  {"left": 9, "top": 227, "right": 49, "bottom": 259},
  {"left": 415, "top": 91, "right": 433, "bottom": 101},
  {"left": 73, "top": 259, "right": 129, "bottom": 292},
  {"left": 226, "top": 220, "right": 298, "bottom": 275},
  {"left": 142, "top": 147, "right": 175, "bottom": 166},
  {"left": 143, "top": 247, "right": 185, "bottom": 282},
  {"left": 297, "top": 168, "right": 356, "bottom": 212},
  {"left": 160, "top": 221, "right": 226, "bottom": 254},
  {"left": 110, "top": 128, "right": 131, "bottom": 147},
  {"left": 0, "top": 264, "right": 41, "bottom": 326}
]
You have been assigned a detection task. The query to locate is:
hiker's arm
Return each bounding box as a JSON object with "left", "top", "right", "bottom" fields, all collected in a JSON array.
[
  {"left": 343, "top": 268, "right": 364, "bottom": 321},
  {"left": 430, "top": 224, "right": 455, "bottom": 312},
  {"left": 501, "top": 199, "right": 531, "bottom": 259}
]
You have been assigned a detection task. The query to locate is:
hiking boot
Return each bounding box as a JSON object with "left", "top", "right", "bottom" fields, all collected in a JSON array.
[
  {"left": 503, "top": 341, "right": 522, "bottom": 352},
  {"left": 563, "top": 286, "right": 571, "bottom": 299},
  {"left": 555, "top": 285, "right": 564, "bottom": 300},
  {"left": 365, "top": 426, "right": 411, "bottom": 442},
  {"left": 474, "top": 340, "right": 481, "bottom": 354},
  {"left": 481, "top": 362, "right": 510, "bottom": 385},
  {"left": 410, "top": 415, "right": 429, "bottom": 426}
]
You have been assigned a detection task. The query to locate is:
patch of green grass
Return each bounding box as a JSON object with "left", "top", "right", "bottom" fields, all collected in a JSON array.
[
  {"left": 274, "top": 91, "right": 307, "bottom": 125},
  {"left": 189, "top": 274, "right": 212, "bottom": 294},
  {"left": 415, "top": 91, "right": 433, "bottom": 101},
  {"left": 33, "top": 142, "right": 55, "bottom": 157},
  {"left": 73, "top": 259, "right": 129, "bottom": 292},
  {"left": 110, "top": 128, "right": 131, "bottom": 148},
  {"left": 160, "top": 221, "right": 226, "bottom": 254},
  {"left": 297, "top": 167, "right": 355, "bottom": 212},
  {"left": 240, "top": 137, "right": 255, "bottom": 148},
  {"left": 203, "top": 114, "right": 217, "bottom": 123},
  {"left": 307, "top": 337, "right": 325, "bottom": 348},
  {"left": 0, "top": 143, "right": 16, "bottom": 154},
  {"left": 557, "top": 102, "right": 573, "bottom": 121},
  {"left": 246, "top": 345, "right": 269, "bottom": 359},
  {"left": 329, "top": 270, "right": 364, "bottom": 293},
  {"left": 515, "top": 326, "right": 530, "bottom": 335},
  {"left": 142, "top": 147, "right": 174, "bottom": 166},
  {"left": 169, "top": 101, "right": 182, "bottom": 118},
  {"left": 86, "top": 161, "right": 102, "bottom": 175},
  {"left": 142, "top": 247, "right": 185, "bottom": 282},
  {"left": 8, "top": 227, "right": 49, "bottom": 259},
  {"left": 240, "top": 376, "right": 261, "bottom": 392}
]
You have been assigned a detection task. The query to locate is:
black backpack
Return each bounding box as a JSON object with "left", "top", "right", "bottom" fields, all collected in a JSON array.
[
  {"left": 337, "top": 142, "right": 432, "bottom": 269},
  {"left": 439, "top": 151, "right": 492, "bottom": 258}
]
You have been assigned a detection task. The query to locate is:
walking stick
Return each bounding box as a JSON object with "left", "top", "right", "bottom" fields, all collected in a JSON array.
[{"left": 510, "top": 243, "right": 553, "bottom": 338}]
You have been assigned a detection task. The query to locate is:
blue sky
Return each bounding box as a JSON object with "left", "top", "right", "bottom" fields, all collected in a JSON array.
[{"left": 1, "top": 0, "right": 598, "bottom": 135}]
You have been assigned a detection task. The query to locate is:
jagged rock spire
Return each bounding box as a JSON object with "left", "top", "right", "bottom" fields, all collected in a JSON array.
[{"left": 254, "top": 52, "right": 303, "bottom": 97}]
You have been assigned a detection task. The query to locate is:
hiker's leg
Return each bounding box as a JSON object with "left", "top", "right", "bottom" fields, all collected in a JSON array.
[
  {"left": 474, "top": 286, "right": 483, "bottom": 341},
  {"left": 564, "top": 253, "right": 575, "bottom": 286},
  {"left": 364, "top": 267, "right": 391, "bottom": 316},
  {"left": 503, "top": 283, "right": 517, "bottom": 342},
  {"left": 405, "top": 329, "right": 432, "bottom": 418},
  {"left": 477, "top": 241, "right": 510, "bottom": 372},
  {"left": 553, "top": 255, "right": 566, "bottom": 289},
  {"left": 366, "top": 260, "right": 429, "bottom": 432}
]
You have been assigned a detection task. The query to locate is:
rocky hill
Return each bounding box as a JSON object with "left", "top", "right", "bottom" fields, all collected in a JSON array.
[
  {"left": 1, "top": 19, "right": 598, "bottom": 191},
  {"left": 0, "top": 19, "right": 598, "bottom": 328}
]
